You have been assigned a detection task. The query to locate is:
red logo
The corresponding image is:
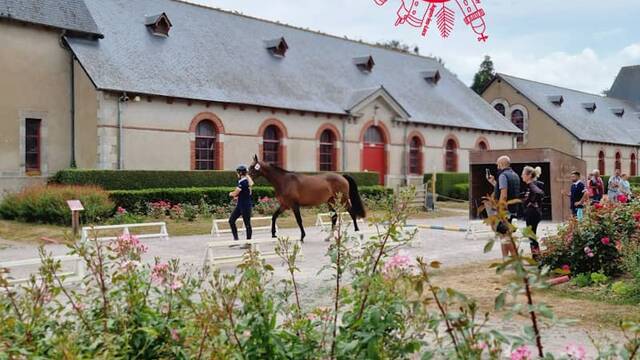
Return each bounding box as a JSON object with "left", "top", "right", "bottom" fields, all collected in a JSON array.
[{"left": 374, "top": 0, "right": 488, "bottom": 42}]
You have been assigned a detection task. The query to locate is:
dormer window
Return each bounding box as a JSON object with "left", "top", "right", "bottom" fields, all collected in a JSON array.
[
  {"left": 354, "top": 56, "right": 375, "bottom": 73},
  {"left": 547, "top": 95, "right": 564, "bottom": 106},
  {"left": 420, "top": 70, "right": 441, "bottom": 85},
  {"left": 610, "top": 108, "right": 625, "bottom": 117},
  {"left": 265, "top": 37, "right": 289, "bottom": 57},
  {"left": 582, "top": 102, "right": 597, "bottom": 112},
  {"left": 145, "top": 13, "right": 172, "bottom": 37}
]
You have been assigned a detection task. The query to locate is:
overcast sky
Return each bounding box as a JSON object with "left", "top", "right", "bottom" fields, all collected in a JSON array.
[{"left": 193, "top": 0, "right": 639, "bottom": 94}]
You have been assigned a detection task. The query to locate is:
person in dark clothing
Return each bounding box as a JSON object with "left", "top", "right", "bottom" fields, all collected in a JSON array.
[
  {"left": 486, "top": 155, "right": 521, "bottom": 257},
  {"left": 563, "top": 171, "right": 588, "bottom": 217},
  {"left": 228, "top": 165, "right": 253, "bottom": 248},
  {"left": 521, "top": 166, "right": 545, "bottom": 260}
]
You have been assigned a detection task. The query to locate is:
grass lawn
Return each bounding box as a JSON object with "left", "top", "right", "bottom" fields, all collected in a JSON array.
[
  {"left": 0, "top": 207, "right": 460, "bottom": 243},
  {"left": 430, "top": 261, "right": 640, "bottom": 329},
  {"left": 436, "top": 200, "right": 469, "bottom": 210}
]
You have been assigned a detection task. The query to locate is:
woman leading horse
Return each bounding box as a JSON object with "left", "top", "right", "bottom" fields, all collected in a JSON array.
[{"left": 248, "top": 155, "right": 366, "bottom": 242}]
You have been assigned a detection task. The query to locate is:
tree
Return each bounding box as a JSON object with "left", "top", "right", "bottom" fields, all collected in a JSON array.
[{"left": 471, "top": 55, "right": 495, "bottom": 94}]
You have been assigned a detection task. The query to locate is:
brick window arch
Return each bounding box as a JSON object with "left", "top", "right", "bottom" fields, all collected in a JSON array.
[
  {"left": 631, "top": 153, "right": 637, "bottom": 176},
  {"left": 598, "top": 150, "right": 605, "bottom": 175},
  {"left": 189, "top": 112, "right": 224, "bottom": 170},
  {"left": 494, "top": 103, "right": 506, "bottom": 116},
  {"left": 511, "top": 109, "right": 525, "bottom": 143},
  {"left": 408, "top": 136, "right": 423, "bottom": 175},
  {"left": 195, "top": 120, "right": 217, "bottom": 170},
  {"left": 258, "top": 118, "right": 288, "bottom": 168},
  {"left": 444, "top": 137, "right": 458, "bottom": 172},
  {"left": 316, "top": 124, "right": 340, "bottom": 171},
  {"left": 615, "top": 151, "right": 622, "bottom": 171},
  {"left": 475, "top": 137, "right": 490, "bottom": 151}
]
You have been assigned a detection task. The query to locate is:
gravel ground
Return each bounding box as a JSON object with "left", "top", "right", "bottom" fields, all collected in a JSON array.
[{"left": 0, "top": 215, "right": 623, "bottom": 355}]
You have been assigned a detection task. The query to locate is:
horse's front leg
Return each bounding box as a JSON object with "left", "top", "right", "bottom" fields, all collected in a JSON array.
[
  {"left": 292, "top": 203, "right": 306, "bottom": 243},
  {"left": 271, "top": 206, "right": 285, "bottom": 238}
]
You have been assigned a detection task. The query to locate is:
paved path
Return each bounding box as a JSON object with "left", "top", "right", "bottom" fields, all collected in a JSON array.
[{"left": 0, "top": 216, "right": 619, "bottom": 354}]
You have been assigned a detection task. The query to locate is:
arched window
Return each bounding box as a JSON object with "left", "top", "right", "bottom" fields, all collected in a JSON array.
[
  {"left": 364, "top": 126, "right": 384, "bottom": 144},
  {"left": 319, "top": 129, "right": 336, "bottom": 171},
  {"left": 615, "top": 152, "right": 622, "bottom": 171},
  {"left": 631, "top": 153, "right": 637, "bottom": 176},
  {"left": 598, "top": 151, "right": 605, "bottom": 175},
  {"left": 477, "top": 140, "right": 488, "bottom": 151},
  {"left": 195, "top": 120, "right": 217, "bottom": 170},
  {"left": 263, "top": 125, "right": 282, "bottom": 166},
  {"left": 445, "top": 138, "right": 458, "bottom": 172},
  {"left": 408, "top": 136, "right": 423, "bottom": 175},
  {"left": 511, "top": 110, "right": 524, "bottom": 143},
  {"left": 494, "top": 103, "right": 506, "bottom": 116}
]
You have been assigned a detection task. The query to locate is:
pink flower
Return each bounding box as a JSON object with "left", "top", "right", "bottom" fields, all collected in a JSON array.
[
  {"left": 594, "top": 202, "right": 603, "bottom": 210},
  {"left": 151, "top": 263, "right": 170, "bottom": 284},
  {"left": 510, "top": 345, "right": 532, "bottom": 360},
  {"left": 564, "top": 344, "right": 586, "bottom": 359},
  {"left": 587, "top": 252, "right": 595, "bottom": 258},
  {"left": 472, "top": 342, "right": 487, "bottom": 351},
  {"left": 110, "top": 234, "right": 147, "bottom": 257},
  {"left": 615, "top": 240, "right": 623, "bottom": 252},
  {"left": 583, "top": 246, "right": 591, "bottom": 254},
  {"left": 170, "top": 328, "right": 180, "bottom": 341},
  {"left": 601, "top": 237, "right": 611, "bottom": 245},
  {"left": 562, "top": 264, "right": 571, "bottom": 273},
  {"left": 170, "top": 280, "right": 183, "bottom": 291},
  {"left": 634, "top": 213, "right": 640, "bottom": 222},
  {"left": 73, "top": 302, "right": 86, "bottom": 311},
  {"left": 383, "top": 250, "right": 412, "bottom": 274},
  {"left": 117, "top": 206, "right": 127, "bottom": 214},
  {"left": 618, "top": 194, "right": 628, "bottom": 203}
]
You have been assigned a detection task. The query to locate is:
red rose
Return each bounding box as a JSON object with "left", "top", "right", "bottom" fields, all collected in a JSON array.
[
  {"left": 594, "top": 203, "right": 603, "bottom": 210},
  {"left": 561, "top": 264, "right": 570, "bottom": 273},
  {"left": 601, "top": 237, "right": 611, "bottom": 245}
]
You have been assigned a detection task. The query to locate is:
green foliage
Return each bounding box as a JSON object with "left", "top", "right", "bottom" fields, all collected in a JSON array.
[
  {"left": 470, "top": 55, "right": 495, "bottom": 94},
  {"left": 0, "top": 185, "right": 114, "bottom": 225},
  {"left": 423, "top": 172, "right": 469, "bottom": 200},
  {"left": 108, "top": 186, "right": 391, "bottom": 211},
  {"left": 540, "top": 201, "right": 640, "bottom": 276},
  {"left": 571, "top": 273, "right": 592, "bottom": 288},
  {"left": 451, "top": 183, "right": 470, "bottom": 201},
  {"left": 590, "top": 271, "right": 609, "bottom": 285},
  {"left": 51, "top": 169, "right": 380, "bottom": 190},
  {"left": 612, "top": 281, "right": 633, "bottom": 297}
]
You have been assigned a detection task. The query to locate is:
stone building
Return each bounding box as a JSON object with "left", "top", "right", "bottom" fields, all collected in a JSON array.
[
  {"left": 482, "top": 69, "right": 640, "bottom": 176},
  {"left": 0, "top": 0, "right": 520, "bottom": 193}
]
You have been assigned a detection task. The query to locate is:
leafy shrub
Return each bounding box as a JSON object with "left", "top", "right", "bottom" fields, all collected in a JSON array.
[
  {"left": 612, "top": 281, "right": 633, "bottom": 296},
  {"left": 0, "top": 185, "right": 114, "bottom": 225},
  {"left": 109, "top": 186, "right": 391, "bottom": 211},
  {"left": 540, "top": 201, "right": 640, "bottom": 276},
  {"left": 52, "top": 169, "right": 380, "bottom": 190},
  {"left": 570, "top": 273, "right": 592, "bottom": 287},
  {"left": 181, "top": 203, "right": 199, "bottom": 222},
  {"left": 109, "top": 207, "right": 144, "bottom": 225},
  {"left": 590, "top": 271, "right": 608, "bottom": 285},
  {"left": 423, "top": 172, "right": 469, "bottom": 200},
  {"left": 254, "top": 196, "right": 280, "bottom": 216},
  {"left": 450, "top": 183, "right": 470, "bottom": 201}
]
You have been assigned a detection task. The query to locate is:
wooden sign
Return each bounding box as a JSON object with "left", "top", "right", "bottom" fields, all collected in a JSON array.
[{"left": 66, "top": 200, "right": 84, "bottom": 211}]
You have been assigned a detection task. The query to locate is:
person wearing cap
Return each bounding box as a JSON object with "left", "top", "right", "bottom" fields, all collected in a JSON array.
[{"left": 228, "top": 165, "right": 253, "bottom": 247}]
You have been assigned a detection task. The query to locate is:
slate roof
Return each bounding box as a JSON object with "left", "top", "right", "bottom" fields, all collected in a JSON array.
[
  {"left": 609, "top": 65, "right": 640, "bottom": 105},
  {"left": 66, "top": 0, "right": 521, "bottom": 134},
  {"left": 496, "top": 73, "right": 640, "bottom": 146},
  {"left": 0, "top": 0, "right": 101, "bottom": 37}
]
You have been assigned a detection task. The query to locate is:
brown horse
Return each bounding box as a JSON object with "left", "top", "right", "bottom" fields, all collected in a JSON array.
[{"left": 248, "top": 155, "right": 366, "bottom": 242}]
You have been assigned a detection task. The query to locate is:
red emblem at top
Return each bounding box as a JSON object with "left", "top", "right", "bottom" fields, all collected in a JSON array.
[{"left": 374, "top": 0, "right": 488, "bottom": 42}]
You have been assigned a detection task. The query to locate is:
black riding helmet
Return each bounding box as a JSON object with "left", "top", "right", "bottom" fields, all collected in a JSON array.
[{"left": 236, "top": 165, "right": 248, "bottom": 175}]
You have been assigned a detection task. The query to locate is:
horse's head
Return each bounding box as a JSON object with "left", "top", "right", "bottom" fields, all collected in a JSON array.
[{"left": 248, "top": 154, "right": 263, "bottom": 178}]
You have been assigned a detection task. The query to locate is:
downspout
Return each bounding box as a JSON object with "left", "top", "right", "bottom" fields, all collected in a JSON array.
[
  {"left": 580, "top": 141, "right": 584, "bottom": 160},
  {"left": 117, "top": 93, "right": 128, "bottom": 170},
  {"left": 70, "top": 54, "right": 76, "bottom": 168}
]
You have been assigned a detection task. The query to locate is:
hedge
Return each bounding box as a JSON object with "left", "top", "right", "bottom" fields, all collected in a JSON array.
[
  {"left": 109, "top": 186, "right": 392, "bottom": 210},
  {"left": 52, "top": 170, "right": 380, "bottom": 190},
  {"left": 423, "top": 172, "right": 469, "bottom": 200},
  {"left": 450, "top": 183, "right": 469, "bottom": 201}
]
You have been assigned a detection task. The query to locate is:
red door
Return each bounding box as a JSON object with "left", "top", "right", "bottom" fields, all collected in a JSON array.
[{"left": 362, "top": 126, "right": 386, "bottom": 185}]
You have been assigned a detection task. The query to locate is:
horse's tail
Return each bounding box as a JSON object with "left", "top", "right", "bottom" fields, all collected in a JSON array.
[{"left": 343, "top": 175, "right": 366, "bottom": 218}]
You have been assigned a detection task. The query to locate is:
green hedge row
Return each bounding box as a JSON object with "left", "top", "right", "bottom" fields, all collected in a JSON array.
[
  {"left": 51, "top": 170, "right": 380, "bottom": 190},
  {"left": 109, "top": 186, "right": 391, "bottom": 210},
  {"left": 423, "top": 172, "right": 469, "bottom": 200}
]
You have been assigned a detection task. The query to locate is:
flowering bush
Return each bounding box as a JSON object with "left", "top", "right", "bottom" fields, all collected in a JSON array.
[
  {"left": 541, "top": 201, "right": 640, "bottom": 276},
  {"left": 1, "top": 189, "right": 639, "bottom": 358},
  {"left": 146, "top": 200, "right": 172, "bottom": 218},
  {"left": 253, "top": 196, "right": 280, "bottom": 215}
]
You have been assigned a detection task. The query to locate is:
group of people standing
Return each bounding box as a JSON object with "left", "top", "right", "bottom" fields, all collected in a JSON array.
[
  {"left": 587, "top": 169, "right": 632, "bottom": 205},
  {"left": 485, "top": 155, "right": 545, "bottom": 259}
]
